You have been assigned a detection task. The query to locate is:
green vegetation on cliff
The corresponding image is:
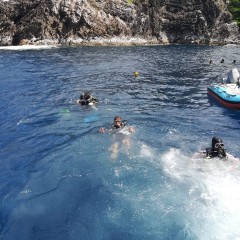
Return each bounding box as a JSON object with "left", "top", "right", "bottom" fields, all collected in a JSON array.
[{"left": 229, "top": 0, "right": 240, "bottom": 27}]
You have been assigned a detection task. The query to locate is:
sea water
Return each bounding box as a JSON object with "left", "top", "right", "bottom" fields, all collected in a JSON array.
[{"left": 0, "top": 44, "right": 240, "bottom": 240}]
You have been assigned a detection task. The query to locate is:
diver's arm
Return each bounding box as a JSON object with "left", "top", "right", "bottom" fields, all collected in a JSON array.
[
  {"left": 206, "top": 148, "right": 212, "bottom": 158},
  {"left": 128, "top": 126, "right": 135, "bottom": 133},
  {"left": 92, "top": 97, "right": 99, "bottom": 103},
  {"left": 99, "top": 127, "right": 105, "bottom": 133},
  {"left": 77, "top": 99, "right": 85, "bottom": 105},
  {"left": 223, "top": 149, "right": 227, "bottom": 158},
  {"left": 99, "top": 127, "right": 113, "bottom": 133}
]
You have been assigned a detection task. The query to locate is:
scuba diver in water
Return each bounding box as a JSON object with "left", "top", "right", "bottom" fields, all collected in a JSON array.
[
  {"left": 77, "top": 92, "right": 98, "bottom": 106},
  {"left": 99, "top": 116, "right": 135, "bottom": 159},
  {"left": 99, "top": 116, "right": 134, "bottom": 133},
  {"left": 112, "top": 116, "right": 127, "bottom": 129},
  {"left": 205, "top": 137, "right": 227, "bottom": 159}
]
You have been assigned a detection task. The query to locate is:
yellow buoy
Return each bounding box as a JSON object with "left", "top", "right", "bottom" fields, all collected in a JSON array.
[{"left": 134, "top": 71, "right": 139, "bottom": 77}]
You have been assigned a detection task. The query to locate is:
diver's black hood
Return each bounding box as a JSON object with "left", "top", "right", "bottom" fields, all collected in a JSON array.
[{"left": 212, "top": 137, "right": 223, "bottom": 149}]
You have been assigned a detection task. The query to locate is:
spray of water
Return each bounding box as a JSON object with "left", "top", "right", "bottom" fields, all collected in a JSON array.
[{"left": 159, "top": 148, "right": 240, "bottom": 239}]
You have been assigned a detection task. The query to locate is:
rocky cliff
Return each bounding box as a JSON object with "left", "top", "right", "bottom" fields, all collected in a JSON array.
[{"left": 0, "top": 0, "right": 239, "bottom": 46}]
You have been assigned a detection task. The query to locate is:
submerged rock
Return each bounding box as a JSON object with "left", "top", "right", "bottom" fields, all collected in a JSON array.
[{"left": 0, "top": 0, "right": 239, "bottom": 46}]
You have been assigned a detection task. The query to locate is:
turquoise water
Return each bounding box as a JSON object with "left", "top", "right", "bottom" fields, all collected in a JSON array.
[{"left": 0, "top": 44, "right": 240, "bottom": 240}]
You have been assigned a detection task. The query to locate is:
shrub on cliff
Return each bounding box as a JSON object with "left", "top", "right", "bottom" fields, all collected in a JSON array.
[{"left": 229, "top": 0, "right": 240, "bottom": 28}]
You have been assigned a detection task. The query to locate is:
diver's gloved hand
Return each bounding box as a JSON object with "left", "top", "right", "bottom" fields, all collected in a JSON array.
[
  {"left": 217, "top": 149, "right": 227, "bottom": 159},
  {"left": 128, "top": 126, "right": 134, "bottom": 133},
  {"left": 99, "top": 127, "right": 105, "bottom": 133}
]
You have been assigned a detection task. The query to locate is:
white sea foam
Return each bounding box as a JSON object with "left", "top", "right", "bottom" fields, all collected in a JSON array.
[
  {"left": 139, "top": 143, "right": 155, "bottom": 158},
  {"left": 159, "top": 148, "right": 240, "bottom": 239},
  {"left": 0, "top": 45, "right": 58, "bottom": 51}
]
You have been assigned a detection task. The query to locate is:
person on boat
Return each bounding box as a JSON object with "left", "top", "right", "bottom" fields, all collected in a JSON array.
[
  {"left": 205, "top": 137, "right": 227, "bottom": 159},
  {"left": 99, "top": 116, "right": 134, "bottom": 133},
  {"left": 220, "top": 59, "right": 224, "bottom": 63},
  {"left": 76, "top": 92, "right": 98, "bottom": 106},
  {"left": 226, "top": 68, "right": 240, "bottom": 84}
]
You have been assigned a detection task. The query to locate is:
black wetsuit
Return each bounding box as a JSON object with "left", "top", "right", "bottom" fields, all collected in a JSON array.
[
  {"left": 79, "top": 97, "right": 98, "bottom": 105},
  {"left": 206, "top": 147, "right": 227, "bottom": 159}
]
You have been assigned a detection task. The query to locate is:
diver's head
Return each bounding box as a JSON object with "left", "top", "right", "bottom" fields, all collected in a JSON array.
[
  {"left": 212, "top": 137, "right": 226, "bottom": 158},
  {"left": 83, "top": 92, "right": 92, "bottom": 100},
  {"left": 113, "top": 116, "right": 122, "bottom": 128},
  {"left": 80, "top": 92, "right": 92, "bottom": 104},
  {"left": 212, "top": 137, "right": 224, "bottom": 150}
]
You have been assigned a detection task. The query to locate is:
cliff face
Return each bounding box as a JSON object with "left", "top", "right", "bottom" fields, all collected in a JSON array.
[
  {"left": 0, "top": 0, "right": 239, "bottom": 46},
  {"left": 134, "top": 0, "right": 239, "bottom": 45}
]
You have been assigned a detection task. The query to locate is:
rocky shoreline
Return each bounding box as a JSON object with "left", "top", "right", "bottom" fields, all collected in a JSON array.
[
  {"left": 0, "top": 0, "right": 239, "bottom": 46},
  {"left": 11, "top": 36, "right": 162, "bottom": 47}
]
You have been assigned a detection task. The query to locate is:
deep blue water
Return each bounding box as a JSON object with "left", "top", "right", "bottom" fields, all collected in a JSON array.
[{"left": 0, "top": 44, "right": 240, "bottom": 240}]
